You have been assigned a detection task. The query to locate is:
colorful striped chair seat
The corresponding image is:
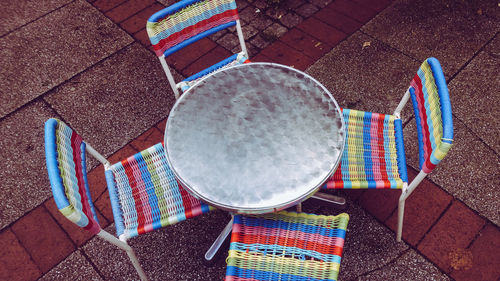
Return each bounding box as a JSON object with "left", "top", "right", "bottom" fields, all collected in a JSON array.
[
  {"left": 225, "top": 211, "right": 349, "bottom": 281},
  {"left": 147, "top": 0, "right": 249, "bottom": 98},
  {"left": 324, "top": 108, "right": 408, "bottom": 190},
  {"left": 106, "top": 143, "right": 212, "bottom": 239}
]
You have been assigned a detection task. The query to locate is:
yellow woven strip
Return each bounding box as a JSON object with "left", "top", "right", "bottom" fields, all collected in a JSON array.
[
  {"left": 386, "top": 115, "right": 401, "bottom": 179},
  {"left": 346, "top": 109, "right": 366, "bottom": 183},
  {"left": 433, "top": 141, "right": 453, "bottom": 161},
  {"left": 420, "top": 62, "right": 443, "bottom": 148},
  {"left": 227, "top": 250, "right": 340, "bottom": 279},
  {"left": 147, "top": 0, "right": 235, "bottom": 38},
  {"left": 257, "top": 211, "right": 350, "bottom": 229}
]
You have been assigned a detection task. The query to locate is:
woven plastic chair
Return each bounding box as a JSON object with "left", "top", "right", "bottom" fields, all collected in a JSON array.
[
  {"left": 322, "top": 57, "right": 453, "bottom": 242},
  {"left": 147, "top": 0, "right": 249, "bottom": 99},
  {"left": 44, "top": 118, "right": 212, "bottom": 281},
  {"left": 225, "top": 211, "right": 349, "bottom": 281}
]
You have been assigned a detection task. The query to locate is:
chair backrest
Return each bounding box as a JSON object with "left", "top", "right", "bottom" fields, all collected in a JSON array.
[
  {"left": 44, "top": 118, "right": 101, "bottom": 234},
  {"left": 147, "top": 0, "right": 246, "bottom": 58},
  {"left": 409, "top": 57, "right": 453, "bottom": 173}
]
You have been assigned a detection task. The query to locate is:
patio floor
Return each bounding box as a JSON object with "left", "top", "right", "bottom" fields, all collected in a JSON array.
[{"left": 1, "top": 0, "right": 499, "bottom": 280}]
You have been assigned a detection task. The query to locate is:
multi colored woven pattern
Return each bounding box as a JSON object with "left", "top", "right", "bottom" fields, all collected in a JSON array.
[
  {"left": 178, "top": 52, "right": 249, "bottom": 92},
  {"left": 324, "top": 109, "right": 408, "bottom": 189},
  {"left": 409, "top": 58, "right": 453, "bottom": 173},
  {"left": 44, "top": 119, "right": 100, "bottom": 235},
  {"left": 147, "top": 0, "right": 239, "bottom": 57},
  {"left": 225, "top": 211, "right": 349, "bottom": 281},
  {"left": 106, "top": 143, "right": 213, "bottom": 239}
]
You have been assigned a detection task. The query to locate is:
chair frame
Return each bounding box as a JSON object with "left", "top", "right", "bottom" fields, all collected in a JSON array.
[{"left": 148, "top": 0, "right": 248, "bottom": 99}]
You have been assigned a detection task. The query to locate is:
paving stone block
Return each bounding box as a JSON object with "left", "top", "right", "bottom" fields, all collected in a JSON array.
[
  {"left": 260, "top": 41, "right": 315, "bottom": 70},
  {"left": 352, "top": 0, "right": 393, "bottom": 12},
  {"left": 105, "top": 0, "right": 155, "bottom": 23},
  {"left": 44, "top": 43, "right": 177, "bottom": 158},
  {"left": 359, "top": 249, "right": 451, "bottom": 280},
  {"left": 386, "top": 168, "right": 453, "bottom": 246},
  {"left": 44, "top": 197, "right": 108, "bottom": 246},
  {"left": 120, "top": 3, "right": 164, "bottom": 34},
  {"left": 296, "top": 3, "right": 319, "bottom": 18},
  {"left": 39, "top": 251, "right": 103, "bottom": 281},
  {"left": 0, "top": 0, "right": 133, "bottom": 118},
  {"left": 308, "top": 0, "right": 333, "bottom": 8},
  {"left": 418, "top": 200, "right": 486, "bottom": 273},
  {"left": 241, "top": 24, "right": 259, "bottom": 39},
  {"left": 314, "top": 6, "right": 363, "bottom": 34},
  {"left": 358, "top": 189, "right": 400, "bottom": 222},
  {"left": 235, "top": 0, "right": 250, "bottom": 10},
  {"left": 0, "top": 102, "right": 56, "bottom": 229},
  {"left": 182, "top": 46, "right": 232, "bottom": 77},
  {"left": 217, "top": 32, "right": 241, "bottom": 50},
  {"left": 250, "top": 52, "right": 274, "bottom": 63},
  {"left": 166, "top": 37, "right": 217, "bottom": 72},
  {"left": 11, "top": 205, "right": 75, "bottom": 273},
  {"left": 95, "top": 191, "right": 114, "bottom": 224},
  {"left": 0, "top": 0, "right": 72, "bottom": 36},
  {"left": 155, "top": 117, "right": 169, "bottom": 134},
  {"left": 280, "top": 12, "right": 303, "bottom": 28},
  {"left": 262, "top": 23, "right": 288, "bottom": 41},
  {"left": 404, "top": 119, "right": 500, "bottom": 226},
  {"left": 130, "top": 127, "right": 164, "bottom": 151},
  {"left": 448, "top": 39, "right": 500, "bottom": 154},
  {"left": 92, "top": 0, "right": 126, "bottom": 12},
  {"left": 249, "top": 14, "right": 274, "bottom": 30},
  {"left": 239, "top": 6, "right": 259, "bottom": 22},
  {"left": 279, "top": 28, "right": 330, "bottom": 60},
  {"left": 133, "top": 28, "right": 154, "bottom": 50},
  {"left": 250, "top": 34, "right": 272, "bottom": 49},
  {"left": 306, "top": 31, "right": 417, "bottom": 116},
  {"left": 297, "top": 17, "right": 346, "bottom": 46},
  {"left": 0, "top": 228, "right": 41, "bottom": 281},
  {"left": 450, "top": 224, "right": 500, "bottom": 281},
  {"left": 87, "top": 166, "right": 109, "bottom": 201},
  {"left": 284, "top": 0, "right": 308, "bottom": 9},
  {"left": 328, "top": 0, "right": 378, "bottom": 23},
  {"left": 361, "top": 0, "right": 499, "bottom": 78}
]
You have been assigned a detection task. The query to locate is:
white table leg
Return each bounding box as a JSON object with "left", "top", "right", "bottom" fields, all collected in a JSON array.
[{"left": 204, "top": 215, "right": 234, "bottom": 261}]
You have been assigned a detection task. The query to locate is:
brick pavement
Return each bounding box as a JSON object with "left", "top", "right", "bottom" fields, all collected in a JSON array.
[{"left": 0, "top": 0, "right": 498, "bottom": 280}]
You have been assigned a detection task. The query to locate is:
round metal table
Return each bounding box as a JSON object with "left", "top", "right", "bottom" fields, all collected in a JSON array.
[{"left": 164, "top": 62, "right": 345, "bottom": 214}]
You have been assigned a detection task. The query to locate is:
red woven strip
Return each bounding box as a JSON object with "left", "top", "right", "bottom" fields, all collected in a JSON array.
[
  {"left": 177, "top": 180, "right": 194, "bottom": 219},
  {"left": 377, "top": 113, "right": 391, "bottom": 187},
  {"left": 70, "top": 132, "right": 98, "bottom": 233},
  {"left": 121, "top": 158, "right": 147, "bottom": 235},
  {"left": 153, "top": 9, "right": 238, "bottom": 55},
  {"left": 411, "top": 74, "right": 432, "bottom": 162},
  {"left": 236, "top": 234, "right": 344, "bottom": 257}
]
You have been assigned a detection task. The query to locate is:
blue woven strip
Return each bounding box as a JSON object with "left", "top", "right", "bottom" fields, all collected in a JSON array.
[
  {"left": 394, "top": 119, "right": 408, "bottom": 183},
  {"left": 163, "top": 22, "right": 236, "bottom": 57},
  {"left": 238, "top": 217, "right": 347, "bottom": 239},
  {"left": 341, "top": 109, "right": 351, "bottom": 188},
  {"left": 105, "top": 170, "right": 125, "bottom": 236},
  {"left": 134, "top": 152, "right": 162, "bottom": 230},
  {"left": 226, "top": 266, "right": 335, "bottom": 281},
  {"left": 427, "top": 57, "right": 453, "bottom": 141},
  {"left": 45, "top": 119, "right": 70, "bottom": 210},
  {"left": 410, "top": 87, "right": 425, "bottom": 170},
  {"left": 362, "top": 112, "right": 375, "bottom": 187},
  {"left": 182, "top": 53, "right": 239, "bottom": 82},
  {"left": 80, "top": 142, "right": 100, "bottom": 225}
]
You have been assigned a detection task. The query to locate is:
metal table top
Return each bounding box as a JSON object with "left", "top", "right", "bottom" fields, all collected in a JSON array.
[{"left": 165, "top": 63, "right": 345, "bottom": 214}]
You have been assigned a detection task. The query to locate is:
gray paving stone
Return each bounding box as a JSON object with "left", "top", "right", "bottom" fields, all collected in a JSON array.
[
  {"left": 44, "top": 43, "right": 178, "bottom": 158},
  {"left": 280, "top": 12, "right": 303, "bottom": 28},
  {"left": 403, "top": 118, "right": 500, "bottom": 226},
  {"left": 361, "top": 0, "right": 500, "bottom": 78},
  {"left": 262, "top": 23, "right": 288, "bottom": 40},
  {"left": 296, "top": 3, "right": 319, "bottom": 18},
  {"left": 0, "top": 101, "right": 56, "bottom": 230},
  {"left": 306, "top": 31, "right": 418, "bottom": 118},
  {"left": 0, "top": 0, "right": 71, "bottom": 36},
  {"left": 217, "top": 33, "right": 241, "bottom": 50},
  {"left": 83, "top": 211, "right": 230, "bottom": 281},
  {"left": 0, "top": 0, "right": 133, "bottom": 118},
  {"left": 39, "top": 251, "right": 103, "bottom": 281},
  {"left": 358, "top": 249, "right": 451, "bottom": 281},
  {"left": 448, "top": 36, "right": 500, "bottom": 154}
]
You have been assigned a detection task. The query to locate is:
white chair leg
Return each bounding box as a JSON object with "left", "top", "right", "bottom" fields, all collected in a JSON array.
[
  {"left": 125, "top": 247, "right": 149, "bottom": 281},
  {"left": 397, "top": 196, "right": 405, "bottom": 242}
]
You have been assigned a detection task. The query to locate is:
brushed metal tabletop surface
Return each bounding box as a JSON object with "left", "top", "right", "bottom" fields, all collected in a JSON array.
[{"left": 165, "top": 63, "right": 345, "bottom": 214}]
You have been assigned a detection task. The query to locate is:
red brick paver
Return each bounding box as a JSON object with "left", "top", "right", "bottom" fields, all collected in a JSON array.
[
  {"left": 418, "top": 200, "right": 486, "bottom": 273},
  {"left": 357, "top": 189, "right": 400, "bottom": 222},
  {"left": 385, "top": 168, "right": 453, "bottom": 246},
  {"left": 182, "top": 45, "right": 232, "bottom": 77},
  {"left": 260, "top": 40, "right": 315, "bottom": 70},
  {"left": 92, "top": 0, "right": 127, "bottom": 12},
  {"left": 450, "top": 224, "right": 500, "bottom": 281},
  {"left": 279, "top": 28, "right": 331, "bottom": 60},
  {"left": 130, "top": 126, "right": 164, "bottom": 151},
  {"left": 11, "top": 206, "right": 75, "bottom": 273},
  {"left": 0, "top": 229, "right": 41, "bottom": 281},
  {"left": 167, "top": 38, "right": 218, "bottom": 73},
  {"left": 297, "top": 17, "right": 347, "bottom": 46},
  {"left": 105, "top": 0, "right": 155, "bottom": 23},
  {"left": 120, "top": 3, "right": 164, "bottom": 34},
  {"left": 313, "top": 7, "right": 363, "bottom": 34},
  {"left": 328, "top": 0, "right": 378, "bottom": 23}
]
